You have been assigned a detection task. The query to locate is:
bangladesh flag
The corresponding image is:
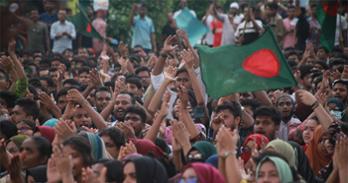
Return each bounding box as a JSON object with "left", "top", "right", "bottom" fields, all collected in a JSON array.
[
  {"left": 197, "top": 27, "right": 297, "bottom": 99},
  {"left": 67, "top": 4, "right": 103, "bottom": 40},
  {"left": 316, "top": 0, "right": 338, "bottom": 51}
]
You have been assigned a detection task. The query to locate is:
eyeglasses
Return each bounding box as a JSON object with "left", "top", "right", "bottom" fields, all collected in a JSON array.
[
  {"left": 187, "top": 153, "right": 202, "bottom": 161},
  {"left": 179, "top": 177, "right": 198, "bottom": 183}
]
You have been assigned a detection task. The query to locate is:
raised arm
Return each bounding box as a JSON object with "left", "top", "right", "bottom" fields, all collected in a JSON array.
[
  {"left": 152, "top": 35, "right": 177, "bottom": 75},
  {"left": 129, "top": 4, "right": 137, "bottom": 27},
  {"left": 67, "top": 89, "right": 107, "bottom": 129}
]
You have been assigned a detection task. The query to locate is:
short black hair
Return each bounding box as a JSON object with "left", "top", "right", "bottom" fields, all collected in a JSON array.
[
  {"left": 63, "top": 79, "right": 81, "bottom": 88},
  {"left": 215, "top": 101, "right": 242, "bottom": 118},
  {"left": 78, "top": 66, "right": 90, "bottom": 75},
  {"left": 254, "top": 106, "right": 281, "bottom": 126},
  {"left": 0, "top": 120, "right": 18, "bottom": 140},
  {"left": 241, "top": 99, "right": 261, "bottom": 112},
  {"left": 39, "top": 76, "right": 55, "bottom": 87},
  {"left": 125, "top": 106, "right": 147, "bottom": 123},
  {"left": 15, "top": 98, "right": 40, "bottom": 119},
  {"left": 135, "top": 66, "right": 151, "bottom": 75},
  {"left": 175, "top": 67, "right": 188, "bottom": 77},
  {"left": 99, "top": 127, "right": 126, "bottom": 149},
  {"left": 126, "top": 77, "right": 142, "bottom": 89},
  {"left": 95, "top": 86, "right": 112, "bottom": 96}
]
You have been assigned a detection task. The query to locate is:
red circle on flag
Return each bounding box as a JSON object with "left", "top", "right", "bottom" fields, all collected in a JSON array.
[
  {"left": 322, "top": 1, "right": 338, "bottom": 16},
  {"left": 242, "top": 49, "right": 280, "bottom": 78}
]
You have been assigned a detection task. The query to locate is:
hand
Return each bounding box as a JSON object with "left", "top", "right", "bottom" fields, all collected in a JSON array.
[
  {"left": 62, "top": 102, "right": 76, "bottom": 119},
  {"left": 89, "top": 69, "right": 103, "bottom": 88},
  {"left": 164, "top": 65, "right": 176, "bottom": 82},
  {"left": 176, "top": 29, "right": 189, "bottom": 48},
  {"left": 0, "top": 138, "right": 10, "bottom": 169},
  {"left": 115, "top": 123, "right": 136, "bottom": 139},
  {"left": 161, "top": 35, "right": 178, "bottom": 54},
  {"left": 55, "top": 120, "right": 77, "bottom": 140},
  {"left": 180, "top": 49, "right": 195, "bottom": 69},
  {"left": 8, "top": 155, "right": 22, "bottom": 181},
  {"left": 172, "top": 121, "right": 190, "bottom": 147},
  {"left": 67, "top": 89, "right": 86, "bottom": 105},
  {"left": 0, "top": 56, "right": 13, "bottom": 71},
  {"left": 334, "top": 135, "right": 348, "bottom": 169},
  {"left": 216, "top": 127, "right": 238, "bottom": 155},
  {"left": 296, "top": 89, "right": 317, "bottom": 106},
  {"left": 117, "top": 141, "right": 137, "bottom": 160},
  {"left": 211, "top": 113, "right": 224, "bottom": 133},
  {"left": 118, "top": 56, "right": 129, "bottom": 69},
  {"left": 81, "top": 167, "right": 107, "bottom": 183},
  {"left": 238, "top": 157, "right": 253, "bottom": 181},
  {"left": 47, "top": 157, "right": 62, "bottom": 182},
  {"left": 39, "top": 92, "right": 56, "bottom": 109},
  {"left": 53, "top": 144, "right": 73, "bottom": 176},
  {"left": 159, "top": 92, "right": 170, "bottom": 117},
  {"left": 342, "top": 65, "right": 348, "bottom": 80},
  {"left": 118, "top": 42, "right": 129, "bottom": 57},
  {"left": 177, "top": 85, "right": 189, "bottom": 109}
]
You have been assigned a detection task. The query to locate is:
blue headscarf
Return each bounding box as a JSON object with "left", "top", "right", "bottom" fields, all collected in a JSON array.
[
  {"left": 81, "top": 132, "right": 112, "bottom": 160},
  {"left": 256, "top": 156, "right": 293, "bottom": 183}
]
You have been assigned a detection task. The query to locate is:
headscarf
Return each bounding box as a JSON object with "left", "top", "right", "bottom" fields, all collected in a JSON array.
[
  {"left": 36, "top": 126, "right": 55, "bottom": 143},
  {"left": 80, "top": 132, "right": 112, "bottom": 160},
  {"left": 265, "top": 139, "right": 296, "bottom": 169},
  {"left": 256, "top": 156, "right": 294, "bottom": 183},
  {"left": 125, "top": 156, "right": 168, "bottom": 183},
  {"left": 42, "top": 118, "right": 59, "bottom": 127},
  {"left": 305, "top": 125, "right": 331, "bottom": 175},
  {"left": 9, "top": 134, "right": 28, "bottom": 148},
  {"left": 26, "top": 165, "right": 47, "bottom": 182},
  {"left": 183, "top": 162, "right": 225, "bottom": 183},
  {"left": 131, "top": 138, "right": 166, "bottom": 159},
  {"left": 241, "top": 134, "right": 269, "bottom": 163},
  {"left": 190, "top": 141, "right": 217, "bottom": 161}
]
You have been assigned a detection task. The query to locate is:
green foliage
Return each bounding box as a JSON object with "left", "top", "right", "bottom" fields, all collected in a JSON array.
[{"left": 106, "top": 0, "right": 231, "bottom": 42}]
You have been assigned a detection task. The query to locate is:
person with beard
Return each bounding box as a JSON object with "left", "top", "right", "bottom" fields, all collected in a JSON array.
[
  {"left": 253, "top": 106, "right": 281, "bottom": 140},
  {"left": 275, "top": 94, "right": 301, "bottom": 140},
  {"left": 94, "top": 87, "right": 112, "bottom": 113}
]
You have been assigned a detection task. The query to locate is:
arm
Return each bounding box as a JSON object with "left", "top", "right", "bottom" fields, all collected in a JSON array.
[
  {"left": 144, "top": 92, "right": 169, "bottom": 142},
  {"left": 129, "top": 4, "right": 137, "bottom": 27},
  {"left": 147, "top": 76, "right": 173, "bottom": 114},
  {"left": 67, "top": 89, "right": 107, "bottom": 129},
  {"left": 253, "top": 91, "right": 272, "bottom": 106},
  {"left": 151, "top": 32, "right": 157, "bottom": 53}
]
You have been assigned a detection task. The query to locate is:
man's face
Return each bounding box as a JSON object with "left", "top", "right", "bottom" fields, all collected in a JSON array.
[
  {"left": 139, "top": 7, "right": 146, "bottom": 17},
  {"left": 317, "top": 49, "right": 327, "bottom": 60},
  {"left": 30, "top": 10, "right": 39, "bottom": 21},
  {"left": 57, "top": 95, "right": 68, "bottom": 112},
  {"left": 58, "top": 10, "right": 66, "bottom": 21},
  {"left": 78, "top": 49, "right": 89, "bottom": 59},
  {"left": 175, "top": 72, "right": 191, "bottom": 89},
  {"left": 254, "top": 116, "right": 278, "bottom": 140},
  {"left": 51, "top": 60, "right": 61, "bottom": 69},
  {"left": 20, "top": 138, "right": 43, "bottom": 169},
  {"left": 114, "top": 94, "right": 132, "bottom": 120},
  {"left": 287, "top": 8, "right": 295, "bottom": 18},
  {"left": 72, "top": 107, "right": 92, "bottom": 127},
  {"left": 276, "top": 97, "right": 293, "bottom": 119},
  {"left": 332, "top": 83, "right": 348, "bottom": 101},
  {"left": 124, "top": 113, "right": 144, "bottom": 137},
  {"left": 301, "top": 75, "right": 312, "bottom": 89},
  {"left": 95, "top": 91, "right": 111, "bottom": 112},
  {"left": 137, "top": 71, "right": 150, "bottom": 88},
  {"left": 11, "top": 105, "right": 31, "bottom": 124},
  {"left": 78, "top": 72, "right": 90, "bottom": 86},
  {"left": 126, "top": 83, "right": 141, "bottom": 97},
  {"left": 217, "top": 109, "right": 240, "bottom": 130}
]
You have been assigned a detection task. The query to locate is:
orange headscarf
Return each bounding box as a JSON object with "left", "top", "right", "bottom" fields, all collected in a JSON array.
[{"left": 305, "top": 125, "right": 331, "bottom": 175}]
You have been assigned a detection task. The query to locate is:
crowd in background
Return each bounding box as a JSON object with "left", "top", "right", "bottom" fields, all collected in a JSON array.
[{"left": 1, "top": 0, "right": 348, "bottom": 183}]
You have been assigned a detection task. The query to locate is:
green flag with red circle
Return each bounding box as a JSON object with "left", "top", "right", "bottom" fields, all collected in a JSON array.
[
  {"left": 316, "top": 0, "right": 338, "bottom": 51},
  {"left": 197, "top": 27, "right": 297, "bottom": 99}
]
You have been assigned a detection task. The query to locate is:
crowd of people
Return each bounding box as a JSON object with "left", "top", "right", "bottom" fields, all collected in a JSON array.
[{"left": 1, "top": 0, "right": 348, "bottom": 183}]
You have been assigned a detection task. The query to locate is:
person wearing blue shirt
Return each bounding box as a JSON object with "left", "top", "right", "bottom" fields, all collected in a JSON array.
[{"left": 129, "top": 4, "right": 157, "bottom": 53}]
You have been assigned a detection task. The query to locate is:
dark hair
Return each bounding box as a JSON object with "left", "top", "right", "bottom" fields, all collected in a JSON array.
[
  {"left": 125, "top": 106, "right": 147, "bottom": 123},
  {"left": 31, "top": 136, "right": 52, "bottom": 159},
  {"left": 299, "top": 64, "right": 313, "bottom": 79},
  {"left": 0, "top": 120, "right": 18, "bottom": 140},
  {"left": 0, "top": 91, "right": 17, "bottom": 108},
  {"left": 266, "top": 2, "right": 278, "bottom": 10},
  {"left": 15, "top": 98, "right": 40, "bottom": 120},
  {"left": 253, "top": 106, "right": 281, "bottom": 126},
  {"left": 77, "top": 66, "right": 90, "bottom": 75},
  {"left": 63, "top": 136, "right": 94, "bottom": 166},
  {"left": 95, "top": 159, "right": 124, "bottom": 183},
  {"left": 135, "top": 66, "right": 150, "bottom": 75},
  {"left": 99, "top": 127, "right": 126, "bottom": 149},
  {"left": 216, "top": 101, "right": 242, "bottom": 118},
  {"left": 126, "top": 77, "right": 142, "bottom": 89},
  {"left": 0, "top": 68, "right": 9, "bottom": 81},
  {"left": 55, "top": 88, "right": 69, "bottom": 101},
  {"left": 94, "top": 86, "right": 111, "bottom": 96},
  {"left": 240, "top": 99, "right": 261, "bottom": 112},
  {"left": 118, "top": 92, "right": 136, "bottom": 105},
  {"left": 62, "top": 79, "right": 81, "bottom": 88},
  {"left": 175, "top": 67, "right": 188, "bottom": 77}
]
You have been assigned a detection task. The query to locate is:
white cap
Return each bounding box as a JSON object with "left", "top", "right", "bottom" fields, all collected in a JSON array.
[{"left": 230, "top": 2, "right": 239, "bottom": 9}]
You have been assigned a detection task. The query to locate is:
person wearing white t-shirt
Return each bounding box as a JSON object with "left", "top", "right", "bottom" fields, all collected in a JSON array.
[{"left": 335, "top": 14, "right": 348, "bottom": 47}]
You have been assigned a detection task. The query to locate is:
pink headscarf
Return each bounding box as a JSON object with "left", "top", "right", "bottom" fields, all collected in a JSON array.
[
  {"left": 131, "top": 138, "right": 165, "bottom": 159},
  {"left": 183, "top": 162, "right": 225, "bottom": 183}
]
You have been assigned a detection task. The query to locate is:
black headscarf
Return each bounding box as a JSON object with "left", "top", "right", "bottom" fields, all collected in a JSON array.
[
  {"left": 125, "top": 156, "right": 168, "bottom": 183},
  {"left": 26, "top": 165, "right": 47, "bottom": 183},
  {"left": 96, "top": 159, "right": 124, "bottom": 183}
]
